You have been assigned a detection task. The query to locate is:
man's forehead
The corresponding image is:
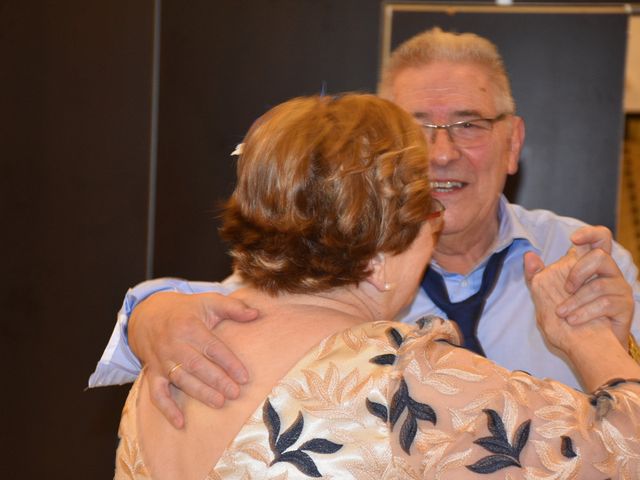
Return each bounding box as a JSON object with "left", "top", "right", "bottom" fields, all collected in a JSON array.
[{"left": 391, "top": 63, "right": 497, "bottom": 116}]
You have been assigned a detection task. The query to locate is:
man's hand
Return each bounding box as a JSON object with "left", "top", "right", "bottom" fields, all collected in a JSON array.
[
  {"left": 128, "top": 291, "right": 259, "bottom": 428},
  {"left": 556, "top": 226, "right": 633, "bottom": 345}
]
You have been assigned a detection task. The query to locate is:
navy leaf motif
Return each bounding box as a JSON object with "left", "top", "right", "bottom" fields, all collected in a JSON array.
[
  {"left": 276, "top": 412, "right": 303, "bottom": 453},
  {"left": 263, "top": 399, "right": 342, "bottom": 477},
  {"left": 388, "top": 327, "right": 404, "bottom": 347},
  {"left": 389, "top": 378, "right": 409, "bottom": 428},
  {"left": 370, "top": 353, "right": 397, "bottom": 365},
  {"left": 415, "top": 316, "right": 430, "bottom": 329},
  {"left": 409, "top": 397, "right": 436, "bottom": 423},
  {"left": 484, "top": 409, "right": 509, "bottom": 443},
  {"left": 399, "top": 412, "right": 418, "bottom": 454},
  {"left": 467, "top": 409, "right": 531, "bottom": 473},
  {"left": 513, "top": 420, "right": 531, "bottom": 457},
  {"left": 263, "top": 399, "right": 280, "bottom": 452},
  {"left": 299, "top": 438, "right": 343, "bottom": 454},
  {"left": 275, "top": 451, "right": 321, "bottom": 478},
  {"left": 561, "top": 436, "right": 577, "bottom": 458},
  {"left": 474, "top": 437, "right": 517, "bottom": 456},
  {"left": 466, "top": 454, "right": 521, "bottom": 474},
  {"left": 388, "top": 377, "right": 437, "bottom": 454},
  {"left": 366, "top": 398, "right": 388, "bottom": 422}
]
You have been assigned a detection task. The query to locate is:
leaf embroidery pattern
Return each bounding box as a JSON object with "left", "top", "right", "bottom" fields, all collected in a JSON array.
[
  {"left": 560, "top": 435, "right": 577, "bottom": 458},
  {"left": 369, "top": 353, "right": 396, "bottom": 365},
  {"left": 369, "top": 327, "right": 404, "bottom": 365},
  {"left": 366, "top": 327, "right": 405, "bottom": 421},
  {"left": 366, "top": 397, "right": 388, "bottom": 422},
  {"left": 388, "top": 327, "right": 404, "bottom": 348},
  {"left": 466, "top": 409, "right": 531, "bottom": 474},
  {"left": 263, "top": 399, "right": 342, "bottom": 477},
  {"left": 390, "top": 377, "right": 437, "bottom": 454},
  {"left": 367, "top": 326, "right": 437, "bottom": 454}
]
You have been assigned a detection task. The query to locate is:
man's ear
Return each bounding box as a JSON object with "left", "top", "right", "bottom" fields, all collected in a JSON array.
[
  {"left": 507, "top": 116, "right": 525, "bottom": 175},
  {"left": 365, "top": 253, "right": 387, "bottom": 292}
]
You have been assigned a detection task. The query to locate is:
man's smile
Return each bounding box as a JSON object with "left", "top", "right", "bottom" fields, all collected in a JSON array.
[{"left": 430, "top": 180, "right": 466, "bottom": 193}]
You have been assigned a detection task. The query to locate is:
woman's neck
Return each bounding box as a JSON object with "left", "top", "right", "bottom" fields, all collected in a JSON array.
[{"left": 231, "top": 284, "right": 382, "bottom": 326}]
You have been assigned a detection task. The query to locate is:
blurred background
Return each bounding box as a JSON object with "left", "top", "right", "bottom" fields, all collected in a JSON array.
[{"left": 1, "top": 1, "right": 638, "bottom": 477}]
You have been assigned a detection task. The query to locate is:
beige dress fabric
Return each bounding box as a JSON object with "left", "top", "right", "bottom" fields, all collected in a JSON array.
[{"left": 115, "top": 317, "right": 640, "bottom": 479}]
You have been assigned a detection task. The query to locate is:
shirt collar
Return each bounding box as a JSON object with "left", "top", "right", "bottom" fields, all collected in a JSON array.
[
  {"left": 497, "top": 195, "right": 541, "bottom": 253},
  {"left": 431, "top": 195, "right": 539, "bottom": 276}
]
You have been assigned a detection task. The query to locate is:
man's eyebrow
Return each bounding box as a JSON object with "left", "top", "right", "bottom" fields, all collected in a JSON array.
[
  {"left": 453, "top": 109, "right": 483, "bottom": 118},
  {"left": 412, "top": 110, "right": 485, "bottom": 122}
]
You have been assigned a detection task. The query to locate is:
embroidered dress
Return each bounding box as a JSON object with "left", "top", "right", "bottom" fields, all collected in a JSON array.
[{"left": 116, "top": 318, "right": 640, "bottom": 479}]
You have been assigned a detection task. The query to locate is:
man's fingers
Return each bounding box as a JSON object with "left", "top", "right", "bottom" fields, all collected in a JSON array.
[
  {"left": 147, "top": 373, "right": 185, "bottom": 429},
  {"left": 183, "top": 346, "right": 243, "bottom": 399},
  {"left": 570, "top": 225, "right": 612, "bottom": 253},
  {"left": 161, "top": 338, "right": 245, "bottom": 399},
  {"left": 198, "top": 292, "right": 259, "bottom": 327},
  {"left": 165, "top": 360, "right": 227, "bottom": 408},
  {"left": 559, "top": 280, "right": 631, "bottom": 322},
  {"left": 563, "top": 248, "right": 618, "bottom": 294},
  {"left": 127, "top": 290, "right": 255, "bottom": 421},
  {"left": 556, "top": 273, "right": 632, "bottom": 346},
  {"left": 559, "top": 290, "right": 617, "bottom": 324},
  {"left": 202, "top": 337, "right": 249, "bottom": 385},
  {"left": 162, "top": 324, "right": 249, "bottom": 389}
]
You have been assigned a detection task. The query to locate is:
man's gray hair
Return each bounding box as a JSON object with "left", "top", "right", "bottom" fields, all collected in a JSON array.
[{"left": 378, "top": 27, "right": 515, "bottom": 114}]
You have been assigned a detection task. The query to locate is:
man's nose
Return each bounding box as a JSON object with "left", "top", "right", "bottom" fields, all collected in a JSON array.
[{"left": 427, "top": 128, "right": 460, "bottom": 166}]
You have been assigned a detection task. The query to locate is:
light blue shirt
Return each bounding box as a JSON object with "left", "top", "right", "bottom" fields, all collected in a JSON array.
[{"left": 89, "top": 197, "right": 640, "bottom": 391}]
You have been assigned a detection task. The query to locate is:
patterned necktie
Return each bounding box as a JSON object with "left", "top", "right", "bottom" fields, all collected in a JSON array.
[{"left": 421, "top": 245, "right": 511, "bottom": 356}]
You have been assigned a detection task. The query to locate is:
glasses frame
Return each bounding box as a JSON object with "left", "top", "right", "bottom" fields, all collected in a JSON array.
[{"left": 419, "top": 113, "right": 510, "bottom": 147}]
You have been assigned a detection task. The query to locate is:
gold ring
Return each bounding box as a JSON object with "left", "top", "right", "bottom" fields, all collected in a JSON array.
[{"left": 168, "top": 363, "right": 183, "bottom": 378}]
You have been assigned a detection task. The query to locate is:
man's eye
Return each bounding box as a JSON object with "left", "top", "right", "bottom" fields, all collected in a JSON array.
[{"left": 459, "top": 122, "right": 479, "bottom": 129}]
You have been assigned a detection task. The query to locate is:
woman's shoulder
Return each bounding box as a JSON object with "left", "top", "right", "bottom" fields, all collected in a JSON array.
[{"left": 299, "top": 316, "right": 462, "bottom": 374}]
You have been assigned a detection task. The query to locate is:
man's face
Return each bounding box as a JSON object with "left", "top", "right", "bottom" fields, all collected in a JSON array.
[{"left": 391, "top": 61, "right": 523, "bottom": 241}]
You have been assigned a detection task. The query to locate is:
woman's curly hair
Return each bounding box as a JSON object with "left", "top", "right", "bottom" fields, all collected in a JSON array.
[{"left": 220, "top": 94, "right": 432, "bottom": 295}]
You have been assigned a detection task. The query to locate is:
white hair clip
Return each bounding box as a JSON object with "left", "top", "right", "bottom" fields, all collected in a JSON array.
[{"left": 231, "top": 143, "right": 244, "bottom": 156}]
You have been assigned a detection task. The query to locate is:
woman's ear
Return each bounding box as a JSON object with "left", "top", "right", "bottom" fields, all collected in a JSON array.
[{"left": 365, "top": 253, "right": 389, "bottom": 292}]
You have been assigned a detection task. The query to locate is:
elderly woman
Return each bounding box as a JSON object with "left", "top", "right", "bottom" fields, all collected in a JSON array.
[{"left": 115, "top": 94, "right": 640, "bottom": 479}]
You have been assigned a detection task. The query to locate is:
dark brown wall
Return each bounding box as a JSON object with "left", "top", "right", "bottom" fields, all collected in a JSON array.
[
  {"left": 2, "top": 0, "right": 153, "bottom": 477},
  {"left": 1, "top": 0, "right": 380, "bottom": 477}
]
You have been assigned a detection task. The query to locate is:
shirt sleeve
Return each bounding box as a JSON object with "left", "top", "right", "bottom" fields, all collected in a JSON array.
[
  {"left": 87, "top": 277, "right": 237, "bottom": 388},
  {"left": 387, "top": 317, "right": 640, "bottom": 478}
]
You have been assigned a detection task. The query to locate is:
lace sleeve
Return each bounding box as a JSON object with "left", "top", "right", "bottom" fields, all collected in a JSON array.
[{"left": 387, "top": 317, "right": 640, "bottom": 478}]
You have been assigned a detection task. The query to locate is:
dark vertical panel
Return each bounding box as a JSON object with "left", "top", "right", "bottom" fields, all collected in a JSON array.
[
  {"left": 1, "top": 1, "right": 153, "bottom": 477},
  {"left": 154, "top": 0, "right": 381, "bottom": 280}
]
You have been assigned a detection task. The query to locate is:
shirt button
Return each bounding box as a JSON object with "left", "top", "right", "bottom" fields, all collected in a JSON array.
[{"left": 461, "top": 280, "right": 468, "bottom": 287}]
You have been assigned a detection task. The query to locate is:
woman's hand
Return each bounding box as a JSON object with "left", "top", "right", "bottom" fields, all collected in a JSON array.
[{"left": 524, "top": 247, "right": 609, "bottom": 353}]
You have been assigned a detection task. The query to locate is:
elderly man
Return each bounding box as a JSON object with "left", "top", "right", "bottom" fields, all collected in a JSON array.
[{"left": 90, "top": 28, "right": 640, "bottom": 428}]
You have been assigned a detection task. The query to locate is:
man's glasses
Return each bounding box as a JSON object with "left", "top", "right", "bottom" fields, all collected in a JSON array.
[{"left": 419, "top": 113, "right": 510, "bottom": 148}]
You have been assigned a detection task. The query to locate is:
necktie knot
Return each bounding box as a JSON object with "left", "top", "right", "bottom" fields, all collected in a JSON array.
[{"left": 421, "top": 245, "right": 511, "bottom": 356}]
